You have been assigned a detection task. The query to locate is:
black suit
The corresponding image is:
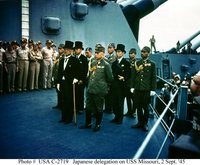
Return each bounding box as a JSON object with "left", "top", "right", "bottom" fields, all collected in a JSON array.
[
  {"left": 75, "top": 54, "right": 88, "bottom": 112},
  {"left": 111, "top": 58, "right": 131, "bottom": 123},
  {"left": 57, "top": 55, "right": 80, "bottom": 123}
]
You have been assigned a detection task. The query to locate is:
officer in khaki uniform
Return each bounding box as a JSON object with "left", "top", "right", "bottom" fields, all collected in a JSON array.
[
  {"left": 79, "top": 44, "right": 113, "bottom": 132},
  {"left": 130, "top": 46, "right": 157, "bottom": 131}
]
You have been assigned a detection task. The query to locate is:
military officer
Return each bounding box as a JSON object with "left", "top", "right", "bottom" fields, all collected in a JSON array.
[
  {"left": 52, "top": 43, "right": 65, "bottom": 109},
  {"left": 104, "top": 43, "right": 116, "bottom": 114},
  {"left": 124, "top": 48, "right": 137, "bottom": 118},
  {"left": 74, "top": 41, "right": 88, "bottom": 114},
  {"left": 110, "top": 44, "right": 131, "bottom": 124},
  {"left": 79, "top": 44, "right": 113, "bottom": 132},
  {"left": 16, "top": 38, "right": 29, "bottom": 91},
  {"left": 130, "top": 46, "right": 157, "bottom": 131},
  {"left": 57, "top": 41, "right": 80, "bottom": 124}
]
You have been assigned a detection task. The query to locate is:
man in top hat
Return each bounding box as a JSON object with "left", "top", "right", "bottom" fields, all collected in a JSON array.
[
  {"left": 130, "top": 46, "right": 156, "bottom": 131},
  {"left": 110, "top": 44, "right": 131, "bottom": 124},
  {"left": 74, "top": 41, "right": 88, "bottom": 114},
  {"left": 57, "top": 40, "right": 81, "bottom": 124},
  {"left": 79, "top": 44, "right": 113, "bottom": 132}
]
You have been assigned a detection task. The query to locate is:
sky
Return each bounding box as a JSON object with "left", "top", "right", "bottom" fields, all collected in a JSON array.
[{"left": 138, "top": 0, "right": 200, "bottom": 52}]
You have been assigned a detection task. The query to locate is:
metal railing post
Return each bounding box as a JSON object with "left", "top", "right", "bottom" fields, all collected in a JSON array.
[{"left": 177, "top": 85, "right": 188, "bottom": 120}]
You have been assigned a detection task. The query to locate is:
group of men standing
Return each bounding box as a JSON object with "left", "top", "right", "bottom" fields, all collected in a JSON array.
[
  {"left": 0, "top": 39, "right": 59, "bottom": 93},
  {"left": 55, "top": 40, "right": 157, "bottom": 132}
]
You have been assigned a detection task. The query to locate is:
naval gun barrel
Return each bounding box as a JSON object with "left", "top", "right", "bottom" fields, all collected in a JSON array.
[
  {"left": 179, "top": 30, "right": 200, "bottom": 49},
  {"left": 121, "top": 0, "right": 168, "bottom": 40},
  {"left": 191, "top": 41, "right": 200, "bottom": 51}
]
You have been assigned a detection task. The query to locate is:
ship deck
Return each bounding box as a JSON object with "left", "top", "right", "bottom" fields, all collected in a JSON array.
[{"left": 0, "top": 89, "right": 170, "bottom": 159}]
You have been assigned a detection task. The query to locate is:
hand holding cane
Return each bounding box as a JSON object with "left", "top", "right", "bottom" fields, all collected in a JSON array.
[{"left": 73, "top": 83, "right": 77, "bottom": 126}]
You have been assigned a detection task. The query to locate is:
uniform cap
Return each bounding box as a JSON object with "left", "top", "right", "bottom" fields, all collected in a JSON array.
[
  {"left": 58, "top": 44, "right": 65, "bottom": 49},
  {"left": 129, "top": 48, "right": 136, "bottom": 54},
  {"left": 46, "top": 39, "right": 52, "bottom": 44},
  {"left": 95, "top": 44, "right": 105, "bottom": 53},
  {"left": 108, "top": 43, "right": 115, "bottom": 48},
  {"left": 141, "top": 46, "right": 150, "bottom": 53},
  {"left": 20, "top": 38, "right": 27, "bottom": 44},
  {"left": 28, "top": 39, "right": 33, "bottom": 43},
  {"left": 85, "top": 47, "right": 92, "bottom": 52}
]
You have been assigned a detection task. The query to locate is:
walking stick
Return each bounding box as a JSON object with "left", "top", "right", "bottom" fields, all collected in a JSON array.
[{"left": 73, "top": 83, "right": 77, "bottom": 126}]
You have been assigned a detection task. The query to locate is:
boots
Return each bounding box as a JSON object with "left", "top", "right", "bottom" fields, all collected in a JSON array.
[
  {"left": 93, "top": 112, "right": 103, "bottom": 132},
  {"left": 79, "top": 110, "right": 92, "bottom": 129}
]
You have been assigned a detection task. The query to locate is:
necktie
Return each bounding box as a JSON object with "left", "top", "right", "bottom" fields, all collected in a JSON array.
[{"left": 64, "top": 57, "right": 69, "bottom": 70}]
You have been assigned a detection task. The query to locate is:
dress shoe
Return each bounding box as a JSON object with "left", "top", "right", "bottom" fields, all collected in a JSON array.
[
  {"left": 131, "top": 123, "right": 142, "bottom": 128},
  {"left": 143, "top": 124, "right": 149, "bottom": 132},
  {"left": 93, "top": 125, "right": 101, "bottom": 132},
  {"left": 103, "top": 109, "right": 112, "bottom": 114},
  {"left": 110, "top": 118, "right": 117, "bottom": 123},
  {"left": 79, "top": 124, "right": 92, "bottom": 129},
  {"left": 64, "top": 121, "right": 72, "bottom": 124},
  {"left": 58, "top": 120, "right": 65, "bottom": 123},
  {"left": 52, "top": 105, "right": 59, "bottom": 109}
]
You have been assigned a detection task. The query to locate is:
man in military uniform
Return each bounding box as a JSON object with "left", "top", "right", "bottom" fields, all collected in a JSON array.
[
  {"left": 52, "top": 43, "right": 65, "bottom": 109},
  {"left": 74, "top": 41, "right": 88, "bottom": 114},
  {"left": 104, "top": 43, "right": 116, "bottom": 114},
  {"left": 79, "top": 44, "right": 113, "bottom": 132},
  {"left": 57, "top": 41, "right": 80, "bottom": 124},
  {"left": 16, "top": 38, "right": 29, "bottom": 91},
  {"left": 110, "top": 44, "right": 131, "bottom": 124},
  {"left": 124, "top": 48, "right": 137, "bottom": 118},
  {"left": 130, "top": 46, "right": 156, "bottom": 131}
]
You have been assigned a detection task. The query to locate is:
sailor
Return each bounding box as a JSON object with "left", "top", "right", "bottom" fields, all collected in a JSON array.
[
  {"left": 130, "top": 46, "right": 157, "bottom": 131},
  {"left": 16, "top": 38, "right": 30, "bottom": 91},
  {"left": 28, "top": 43, "right": 43, "bottom": 90},
  {"left": 110, "top": 44, "right": 131, "bottom": 124},
  {"left": 79, "top": 44, "right": 113, "bottom": 132},
  {"left": 4, "top": 43, "right": 17, "bottom": 93},
  {"left": 41, "top": 39, "right": 54, "bottom": 89}
]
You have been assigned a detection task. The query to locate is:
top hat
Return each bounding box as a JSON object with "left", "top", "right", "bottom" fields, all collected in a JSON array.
[
  {"left": 115, "top": 44, "right": 126, "bottom": 53},
  {"left": 74, "top": 41, "right": 84, "bottom": 50},
  {"left": 64, "top": 40, "right": 74, "bottom": 49}
]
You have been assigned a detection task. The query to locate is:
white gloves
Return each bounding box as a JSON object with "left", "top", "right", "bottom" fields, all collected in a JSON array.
[
  {"left": 130, "top": 88, "right": 135, "bottom": 93},
  {"left": 150, "top": 91, "right": 156, "bottom": 96},
  {"left": 57, "top": 84, "right": 60, "bottom": 91},
  {"left": 72, "top": 78, "right": 78, "bottom": 84}
]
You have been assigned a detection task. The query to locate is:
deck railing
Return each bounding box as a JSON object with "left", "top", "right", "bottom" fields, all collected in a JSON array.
[{"left": 133, "top": 76, "right": 188, "bottom": 159}]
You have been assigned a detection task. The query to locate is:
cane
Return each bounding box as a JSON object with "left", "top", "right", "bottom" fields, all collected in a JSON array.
[{"left": 73, "top": 83, "right": 77, "bottom": 126}]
